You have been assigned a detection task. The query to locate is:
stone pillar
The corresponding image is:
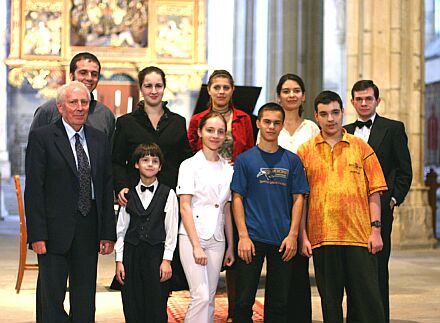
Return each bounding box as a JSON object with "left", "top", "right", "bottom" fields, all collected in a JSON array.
[
  {"left": 233, "top": 0, "right": 269, "bottom": 110},
  {"left": 266, "top": 0, "right": 323, "bottom": 119},
  {"left": 425, "top": 0, "right": 436, "bottom": 46},
  {"left": 346, "top": 0, "right": 436, "bottom": 248},
  {"left": 323, "top": 0, "right": 347, "bottom": 106},
  {"left": 233, "top": 0, "right": 256, "bottom": 86}
]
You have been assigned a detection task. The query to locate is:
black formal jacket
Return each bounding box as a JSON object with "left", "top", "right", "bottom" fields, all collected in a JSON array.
[
  {"left": 344, "top": 114, "right": 412, "bottom": 206},
  {"left": 24, "top": 120, "right": 116, "bottom": 254},
  {"left": 112, "top": 101, "right": 193, "bottom": 193}
]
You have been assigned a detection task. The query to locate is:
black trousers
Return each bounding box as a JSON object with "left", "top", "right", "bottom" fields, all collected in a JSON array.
[
  {"left": 233, "top": 241, "right": 294, "bottom": 323},
  {"left": 313, "top": 246, "right": 385, "bottom": 323},
  {"left": 121, "top": 241, "right": 169, "bottom": 323},
  {"left": 345, "top": 200, "right": 394, "bottom": 323},
  {"left": 378, "top": 202, "right": 394, "bottom": 323},
  {"left": 36, "top": 205, "right": 99, "bottom": 323},
  {"left": 287, "top": 252, "right": 312, "bottom": 323}
]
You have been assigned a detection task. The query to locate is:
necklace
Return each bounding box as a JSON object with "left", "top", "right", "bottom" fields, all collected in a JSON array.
[{"left": 212, "top": 106, "right": 232, "bottom": 116}]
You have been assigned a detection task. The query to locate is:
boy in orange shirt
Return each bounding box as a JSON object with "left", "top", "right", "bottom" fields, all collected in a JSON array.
[{"left": 297, "top": 91, "right": 387, "bottom": 323}]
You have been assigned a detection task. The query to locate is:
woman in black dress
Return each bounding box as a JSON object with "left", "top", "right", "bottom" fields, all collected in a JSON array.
[{"left": 112, "top": 66, "right": 192, "bottom": 205}]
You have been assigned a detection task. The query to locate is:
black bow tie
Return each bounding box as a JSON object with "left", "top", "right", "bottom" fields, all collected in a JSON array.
[
  {"left": 140, "top": 185, "right": 154, "bottom": 193},
  {"left": 354, "top": 119, "right": 372, "bottom": 129}
]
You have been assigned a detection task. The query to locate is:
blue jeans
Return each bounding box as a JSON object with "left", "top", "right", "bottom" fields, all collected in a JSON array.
[{"left": 233, "top": 240, "right": 294, "bottom": 323}]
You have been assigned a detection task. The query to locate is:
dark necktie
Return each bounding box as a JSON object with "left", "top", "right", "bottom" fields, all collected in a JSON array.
[
  {"left": 141, "top": 185, "right": 154, "bottom": 193},
  {"left": 75, "top": 133, "right": 91, "bottom": 216},
  {"left": 354, "top": 119, "right": 372, "bottom": 129}
]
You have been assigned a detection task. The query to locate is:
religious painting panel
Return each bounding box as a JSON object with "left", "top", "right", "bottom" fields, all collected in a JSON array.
[
  {"left": 21, "top": 0, "right": 64, "bottom": 58},
  {"left": 70, "top": 0, "right": 149, "bottom": 48},
  {"left": 155, "top": 1, "right": 195, "bottom": 62}
]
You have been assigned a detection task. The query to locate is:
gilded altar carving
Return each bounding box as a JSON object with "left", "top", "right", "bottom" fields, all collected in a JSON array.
[{"left": 6, "top": 0, "right": 207, "bottom": 97}]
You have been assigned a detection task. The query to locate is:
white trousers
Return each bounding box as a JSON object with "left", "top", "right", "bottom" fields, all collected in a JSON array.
[{"left": 179, "top": 234, "right": 225, "bottom": 323}]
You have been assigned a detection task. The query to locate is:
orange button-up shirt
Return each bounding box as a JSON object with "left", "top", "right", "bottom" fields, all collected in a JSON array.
[{"left": 297, "top": 129, "right": 387, "bottom": 249}]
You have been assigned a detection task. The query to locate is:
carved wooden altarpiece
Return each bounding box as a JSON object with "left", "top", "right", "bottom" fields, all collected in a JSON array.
[{"left": 6, "top": 0, "right": 207, "bottom": 114}]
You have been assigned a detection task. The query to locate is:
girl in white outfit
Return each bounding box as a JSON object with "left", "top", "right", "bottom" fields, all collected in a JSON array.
[{"left": 177, "top": 111, "right": 235, "bottom": 322}]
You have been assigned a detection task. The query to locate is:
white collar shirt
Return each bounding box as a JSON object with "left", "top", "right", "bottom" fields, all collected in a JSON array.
[
  {"left": 176, "top": 150, "right": 233, "bottom": 241},
  {"left": 114, "top": 179, "right": 179, "bottom": 262},
  {"left": 353, "top": 113, "right": 377, "bottom": 143}
]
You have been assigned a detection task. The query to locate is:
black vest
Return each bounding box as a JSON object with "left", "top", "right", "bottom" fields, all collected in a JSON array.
[{"left": 124, "top": 183, "right": 171, "bottom": 246}]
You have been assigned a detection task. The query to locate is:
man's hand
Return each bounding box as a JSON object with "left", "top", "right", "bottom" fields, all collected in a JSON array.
[
  {"left": 32, "top": 241, "right": 47, "bottom": 255},
  {"left": 223, "top": 246, "right": 235, "bottom": 267},
  {"left": 117, "top": 188, "right": 129, "bottom": 206},
  {"left": 115, "top": 261, "right": 125, "bottom": 285},
  {"left": 301, "top": 236, "right": 313, "bottom": 257},
  {"left": 279, "top": 234, "right": 297, "bottom": 262},
  {"left": 100, "top": 240, "right": 114, "bottom": 255},
  {"left": 159, "top": 260, "right": 172, "bottom": 282},
  {"left": 193, "top": 246, "right": 208, "bottom": 265},
  {"left": 389, "top": 199, "right": 396, "bottom": 210},
  {"left": 238, "top": 236, "right": 255, "bottom": 264},
  {"left": 368, "top": 229, "right": 383, "bottom": 254}
]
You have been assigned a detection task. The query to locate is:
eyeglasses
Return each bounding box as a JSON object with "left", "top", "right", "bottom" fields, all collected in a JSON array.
[{"left": 354, "top": 96, "right": 375, "bottom": 104}]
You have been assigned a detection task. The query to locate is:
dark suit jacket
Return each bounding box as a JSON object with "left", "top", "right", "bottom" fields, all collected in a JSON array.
[
  {"left": 344, "top": 114, "right": 412, "bottom": 206},
  {"left": 24, "top": 120, "right": 116, "bottom": 254}
]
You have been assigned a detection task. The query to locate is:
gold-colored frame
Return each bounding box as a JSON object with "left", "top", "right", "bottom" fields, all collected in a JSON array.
[
  {"left": 7, "top": 0, "right": 206, "bottom": 66},
  {"left": 21, "top": 0, "right": 64, "bottom": 60},
  {"left": 69, "top": 0, "right": 152, "bottom": 63}
]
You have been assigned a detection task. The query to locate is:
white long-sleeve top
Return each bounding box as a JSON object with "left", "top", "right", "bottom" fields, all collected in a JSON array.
[
  {"left": 115, "top": 179, "right": 179, "bottom": 262},
  {"left": 176, "top": 150, "right": 233, "bottom": 241}
]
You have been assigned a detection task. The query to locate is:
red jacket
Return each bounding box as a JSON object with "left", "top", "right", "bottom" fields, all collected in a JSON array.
[{"left": 188, "top": 107, "right": 254, "bottom": 161}]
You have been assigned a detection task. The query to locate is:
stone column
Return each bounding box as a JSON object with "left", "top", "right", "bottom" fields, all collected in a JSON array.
[
  {"left": 233, "top": 0, "right": 256, "bottom": 86},
  {"left": 425, "top": 0, "right": 436, "bottom": 46},
  {"left": 346, "top": 0, "right": 436, "bottom": 248},
  {"left": 233, "top": 0, "right": 269, "bottom": 110},
  {"left": 266, "top": 0, "right": 323, "bottom": 119},
  {"left": 323, "top": 0, "right": 347, "bottom": 105}
]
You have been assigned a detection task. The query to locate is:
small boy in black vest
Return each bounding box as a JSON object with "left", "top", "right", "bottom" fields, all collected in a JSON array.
[{"left": 115, "top": 143, "right": 179, "bottom": 323}]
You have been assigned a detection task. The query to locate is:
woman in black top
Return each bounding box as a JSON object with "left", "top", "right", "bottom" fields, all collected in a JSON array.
[{"left": 112, "top": 66, "right": 192, "bottom": 205}]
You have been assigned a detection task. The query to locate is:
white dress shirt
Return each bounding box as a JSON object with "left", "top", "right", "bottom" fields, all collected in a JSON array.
[
  {"left": 115, "top": 179, "right": 179, "bottom": 262},
  {"left": 177, "top": 150, "right": 233, "bottom": 241},
  {"left": 353, "top": 113, "right": 377, "bottom": 143}
]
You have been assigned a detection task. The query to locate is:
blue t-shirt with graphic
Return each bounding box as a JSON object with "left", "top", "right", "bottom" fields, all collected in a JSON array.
[{"left": 231, "top": 146, "right": 309, "bottom": 246}]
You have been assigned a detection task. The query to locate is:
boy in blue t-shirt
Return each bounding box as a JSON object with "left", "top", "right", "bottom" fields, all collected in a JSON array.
[{"left": 231, "top": 102, "right": 309, "bottom": 322}]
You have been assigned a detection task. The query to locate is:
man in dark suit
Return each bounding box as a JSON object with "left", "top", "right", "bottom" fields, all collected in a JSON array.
[
  {"left": 345, "top": 80, "right": 412, "bottom": 322},
  {"left": 25, "top": 81, "right": 116, "bottom": 323}
]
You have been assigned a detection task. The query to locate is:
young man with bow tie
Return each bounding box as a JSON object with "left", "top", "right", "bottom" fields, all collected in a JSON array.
[
  {"left": 115, "top": 143, "right": 178, "bottom": 323},
  {"left": 344, "top": 80, "right": 413, "bottom": 322}
]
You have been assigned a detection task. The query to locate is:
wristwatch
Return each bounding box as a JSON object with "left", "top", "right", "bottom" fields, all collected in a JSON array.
[{"left": 371, "top": 220, "right": 382, "bottom": 228}]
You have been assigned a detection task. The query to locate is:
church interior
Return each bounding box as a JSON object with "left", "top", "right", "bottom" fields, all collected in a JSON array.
[{"left": 1, "top": 0, "right": 440, "bottom": 322}]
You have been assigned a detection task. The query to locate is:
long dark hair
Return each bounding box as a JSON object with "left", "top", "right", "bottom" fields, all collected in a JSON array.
[
  {"left": 276, "top": 73, "right": 306, "bottom": 117},
  {"left": 138, "top": 66, "right": 166, "bottom": 88}
]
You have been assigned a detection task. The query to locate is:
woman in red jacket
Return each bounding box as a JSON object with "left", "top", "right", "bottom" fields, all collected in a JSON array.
[{"left": 188, "top": 70, "right": 254, "bottom": 165}]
